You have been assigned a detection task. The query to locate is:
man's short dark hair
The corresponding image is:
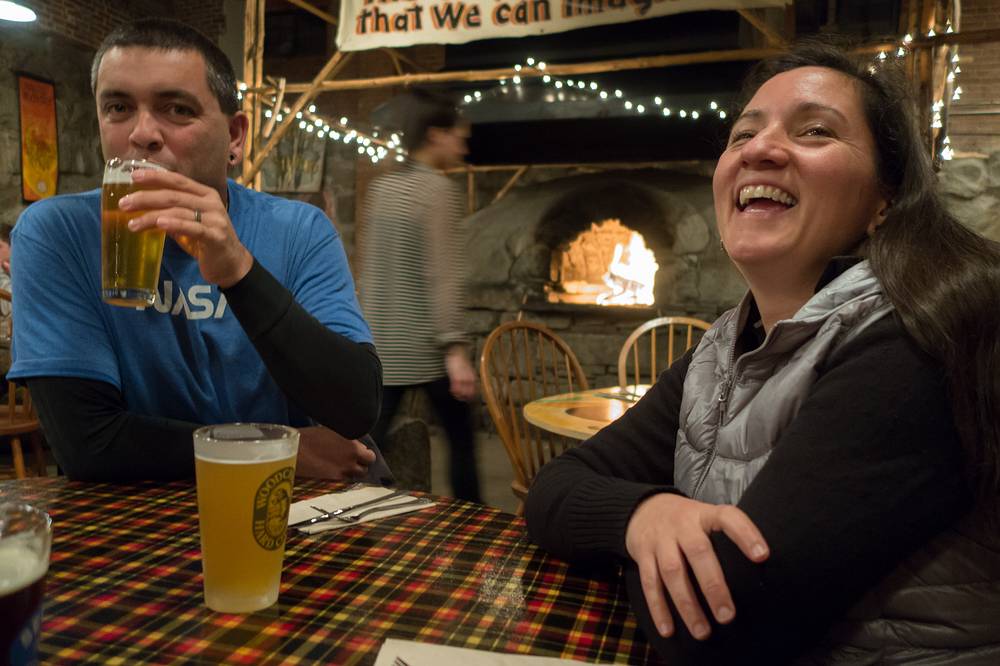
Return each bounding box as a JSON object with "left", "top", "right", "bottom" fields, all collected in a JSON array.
[
  {"left": 0, "top": 224, "right": 12, "bottom": 245},
  {"left": 399, "top": 90, "right": 462, "bottom": 152},
  {"left": 91, "top": 18, "right": 240, "bottom": 115}
]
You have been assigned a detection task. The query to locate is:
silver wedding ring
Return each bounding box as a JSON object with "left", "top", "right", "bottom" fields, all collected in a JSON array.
[{"left": 193, "top": 208, "right": 202, "bottom": 223}]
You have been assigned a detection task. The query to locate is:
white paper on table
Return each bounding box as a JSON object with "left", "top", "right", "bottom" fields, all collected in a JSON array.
[
  {"left": 373, "top": 638, "right": 618, "bottom": 666},
  {"left": 288, "top": 486, "right": 434, "bottom": 534}
]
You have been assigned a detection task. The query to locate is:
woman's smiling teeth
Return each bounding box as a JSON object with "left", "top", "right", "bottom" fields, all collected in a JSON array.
[{"left": 738, "top": 185, "right": 798, "bottom": 210}]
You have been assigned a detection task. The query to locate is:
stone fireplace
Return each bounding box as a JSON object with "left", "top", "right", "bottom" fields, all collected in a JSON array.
[
  {"left": 548, "top": 218, "right": 659, "bottom": 306},
  {"left": 464, "top": 166, "right": 747, "bottom": 390}
]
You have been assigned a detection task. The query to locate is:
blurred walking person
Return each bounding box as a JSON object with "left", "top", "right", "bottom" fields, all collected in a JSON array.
[{"left": 359, "top": 92, "right": 482, "bottom": 503}]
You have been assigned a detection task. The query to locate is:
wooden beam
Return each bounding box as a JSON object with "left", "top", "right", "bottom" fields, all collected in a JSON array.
[
  {"left": 384, "top": 49, "right": 404, "bottom": 76},
  {"left": 262, "top": 77, "right": 286, "bottom": 138},
  {"left": 391, "top": 50, "right": 427, "bottom": 73},
  {"left": 252, "top": 48, "right": 783, "bottom": 94},
  {"left": 737, "top": 9, "right": 787, "bottom": 47},
  {"left": 250, "top": 31, "right": 1000, "bottom": 97},
  {"left": 492, "top": 166, "right": 529, "bottom": 203},
  {"left": 253, "top": 0, "right": 265, "bottom": 190},
  {"left": 241, "top": 0, "right": 266, "bottom": 189},
  {"left": 852, "top": 27, "right": 1000, "bottom": 54},
  {"left": 240, "top": 51, "right": 353, "bottom": 185},
  {"left": 445, "top": 160, "right": 708, "bottom": 174},
  {"left": 286, "top": 0, "right": 337, "bottom": 25}
]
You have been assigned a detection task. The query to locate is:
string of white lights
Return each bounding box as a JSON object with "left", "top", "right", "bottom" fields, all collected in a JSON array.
[
  {"left": 236, "top": 29, "right": 961, "bottom": 167},
  {"left": 873, "top": 25, "right": 960, "bottom": 161},
  {"left": 237, "top": 83, "right": 406, "bottom": 165},
  {"left": 460, "top": 57, "right": 728, "bottom": 122}
]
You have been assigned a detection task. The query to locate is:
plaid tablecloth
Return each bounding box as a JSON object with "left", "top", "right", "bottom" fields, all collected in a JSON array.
[{"left": 0, "top": 478, "right": 662, "bottom": 665}]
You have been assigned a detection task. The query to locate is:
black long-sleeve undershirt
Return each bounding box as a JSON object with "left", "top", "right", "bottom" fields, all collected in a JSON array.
[
  {"left": 524, "top": 315, "right": 972, "bottom": 664},
  {"left": 28, "top": 259, "right": 382, "bottom": 481}
]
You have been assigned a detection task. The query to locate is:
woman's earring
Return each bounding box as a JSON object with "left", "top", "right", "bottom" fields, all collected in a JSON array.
[{"left": 229, "top": 153, "right": 237, "bottom": 164}]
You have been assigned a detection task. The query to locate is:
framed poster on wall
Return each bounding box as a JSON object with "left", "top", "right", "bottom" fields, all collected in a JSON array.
[
  {"left": 261, "top": 130, "right": 326, "bottom": 193},
  {"left": 17, "top": 73, "right": 59, "bottom": 202}
]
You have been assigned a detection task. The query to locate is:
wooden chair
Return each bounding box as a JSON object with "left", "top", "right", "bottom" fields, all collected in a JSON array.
[
  {"left": 0, "top": 289, "right": 46, "bottom": 479},
  {"left": 480, "top": 321, "right": 589, "bottom": 514},
  {"left": 617, "top": 316, "right": 712, "bottom": 388}
]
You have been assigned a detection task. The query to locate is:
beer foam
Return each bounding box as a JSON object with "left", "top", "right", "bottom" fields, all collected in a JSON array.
[
  {"left": 104, "top": 160, "right": 167, "bottom": 184},
  {"left": 0, "top": 545, "right": 48, "bottom": 595},
  {"left": 195, "top": 452, "right": 296, "bottom": 465}
]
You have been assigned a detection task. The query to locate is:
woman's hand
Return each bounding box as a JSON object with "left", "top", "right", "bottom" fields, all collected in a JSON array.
[{"left": 625, "top": 493, "right": 769, "bottom": 640}]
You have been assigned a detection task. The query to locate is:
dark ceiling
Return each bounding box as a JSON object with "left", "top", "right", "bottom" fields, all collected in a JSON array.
[{"left": 267, "top": 1, "right": 901, "bottom": 165}]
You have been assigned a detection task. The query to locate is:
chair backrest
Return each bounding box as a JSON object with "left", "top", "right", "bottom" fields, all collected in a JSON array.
[
  {"left": 0, "top": 288, "right": 35, "bottom": 425},
  {"left": 617, "top": 316, "right": 711, "bottom": 388},
  {"left": 479, "top": 321, "right": 589, "bottom": 497}
]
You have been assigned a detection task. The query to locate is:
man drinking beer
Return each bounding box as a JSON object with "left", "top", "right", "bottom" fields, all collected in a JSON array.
[{"left": 8, "top": 18, "right": 384, "bottom": 481}]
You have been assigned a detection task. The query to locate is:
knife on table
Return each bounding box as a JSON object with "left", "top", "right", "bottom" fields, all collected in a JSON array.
[{"left": 288, "top": 489, "right": 406, "bottom": 529}]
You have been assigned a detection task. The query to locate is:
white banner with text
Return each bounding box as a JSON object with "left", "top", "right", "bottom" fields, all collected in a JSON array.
[{"left": 337, "top": 0, "right": 789, "bottom": 51}]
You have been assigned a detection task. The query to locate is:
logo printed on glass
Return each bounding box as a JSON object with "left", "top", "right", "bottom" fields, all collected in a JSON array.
[{"left": 253, "top": 467, "right": 294, "bottom": 550}]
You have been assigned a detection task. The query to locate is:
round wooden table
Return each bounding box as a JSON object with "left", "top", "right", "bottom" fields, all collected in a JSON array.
[{"left": 522, "top": 385, "right": 650, "bottom": 440}]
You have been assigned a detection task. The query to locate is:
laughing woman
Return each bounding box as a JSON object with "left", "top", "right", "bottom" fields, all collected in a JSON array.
[{"left": 525, "top": 41, "right": 1000, "bottom": 665}]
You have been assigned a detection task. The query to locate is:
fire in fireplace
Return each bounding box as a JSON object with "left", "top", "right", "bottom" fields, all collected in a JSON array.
[{"left": 547, "top": 218, "right": 659, "bottom": 307}]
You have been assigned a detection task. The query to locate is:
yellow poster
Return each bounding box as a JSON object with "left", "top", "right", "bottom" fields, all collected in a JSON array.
[{"left": 18, "top": 74, "right": 58, "bottom": 202}]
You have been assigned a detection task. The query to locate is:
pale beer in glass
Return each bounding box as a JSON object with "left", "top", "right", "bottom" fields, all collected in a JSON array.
[
  {"left": 194, "top": 424, "right": 299, "bottom": 613},
  {"left": 101, "top": 158, "right": 169, "bottom": 307},
  {"left": 0, "top": 504, "right": 52, "bottom": 665}
]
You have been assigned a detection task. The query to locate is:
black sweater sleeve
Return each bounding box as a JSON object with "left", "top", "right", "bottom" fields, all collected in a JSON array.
[
  {"left": 220, "top": 258, "right": 382, "bottom": 437},
  {"left": 524, "top": 349, "right": 691, "bottom": 562},
  {"left": 525, "top": 317, "right": 972, "bottom": 664},
  {"left": 27, "top": 259, "right": 382, "bottom": 481}
]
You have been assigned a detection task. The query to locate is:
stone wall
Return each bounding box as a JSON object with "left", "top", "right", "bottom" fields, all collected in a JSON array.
[
  {"left": 459, "top": 164, "right": 745, "bottom": 393},
  {"left": 0, "top": 1, "right": 228, "bottom": 229},
  {"left": 0, "top": 22, "right": 102, "bottom": 228},
  {"left": 940, "top": 152, "right": 1000, "bottom": 241}
]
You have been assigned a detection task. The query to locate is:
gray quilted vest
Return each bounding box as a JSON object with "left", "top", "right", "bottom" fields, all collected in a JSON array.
[{"left": 675, "top": 260, "right": 1000, "bottom": 664}]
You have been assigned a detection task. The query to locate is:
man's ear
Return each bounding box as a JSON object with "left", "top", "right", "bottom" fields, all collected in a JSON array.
[{"left": 228, "top": 112, "right": 250, "bottom": 163}]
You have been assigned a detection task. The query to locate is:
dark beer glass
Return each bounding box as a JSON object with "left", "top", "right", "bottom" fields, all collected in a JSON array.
[{"left": 0, "top": 504, "right": 52, "bottom": 666}]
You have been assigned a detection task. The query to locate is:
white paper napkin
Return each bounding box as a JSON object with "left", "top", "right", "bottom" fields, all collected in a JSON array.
[
  {"left": 289, "top": 486, "right": 434, "bottom": 534},
  {"left": 373, "top": 638, "right": 617, "bottom": 666}
]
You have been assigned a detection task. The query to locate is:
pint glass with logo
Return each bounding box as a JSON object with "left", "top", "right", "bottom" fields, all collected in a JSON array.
[
  {"left": 0, "top": 504, "right": 52, "bottom": 665},
  {"left": 101, "top": 157, "right": 169, "bottom": 308},
  {"left": 194, "top": 424, "right": 299, "bottom": 613}
]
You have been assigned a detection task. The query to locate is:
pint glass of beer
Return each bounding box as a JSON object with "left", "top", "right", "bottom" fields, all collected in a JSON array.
[
  {"left": 194, "top": 424, "right": 299, "bottom": 613},
  {"left": 0, "top": 504, "right": 52, "bottom": 664},
  {"left": 101, "top": 157, "right": 169, "bottom": 308}
]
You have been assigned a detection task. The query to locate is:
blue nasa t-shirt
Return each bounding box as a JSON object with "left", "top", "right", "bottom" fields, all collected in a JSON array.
[{"left": 9, "top": 180, "right": 372, "bottom": 427}]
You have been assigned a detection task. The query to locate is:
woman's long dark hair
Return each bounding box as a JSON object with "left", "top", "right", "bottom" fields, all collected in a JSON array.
[{"left": 735, "top": 39, "right": 1000, "bottom": 518}]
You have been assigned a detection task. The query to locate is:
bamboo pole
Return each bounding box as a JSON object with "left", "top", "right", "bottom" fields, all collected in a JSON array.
[
  {"left": 390, "top": 50, "right": 426, "bottom": 72},
  {"left": 261, "top": 77, "right": 286, "bottom": 139},
  {"left": 252, "top": 0, "right": 265, "bottom": 190},
  {"left": 240, "top": 51, "right": 353, "bottom": 185},
  {"left": 493, "top": 166, "right": 529, "bottom": 203},
  {"left": 250, "top": 48, "right": 782, "bottom": 94},
  {"left": 445, "top": 160, "right": 707, "bottom": 174},
  {"left": 241, "top": 0, "right": 265, "bottom": 188},
  {"left": 247, "top": 31, "right": 1000, "bottom": 96},
  {"left": 286, "top": 0, "right": 337, "bottom": 25},
  {"left": 737, "top": 9, "right": 787, "bottom": 46},
  {"left": 385, "top": 49, "right": 404, "bottom": 76}
]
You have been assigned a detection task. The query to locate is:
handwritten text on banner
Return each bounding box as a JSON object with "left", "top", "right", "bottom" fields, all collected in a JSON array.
[{"left": 336, "top": 0, "right": 790, "bottom": 51}]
